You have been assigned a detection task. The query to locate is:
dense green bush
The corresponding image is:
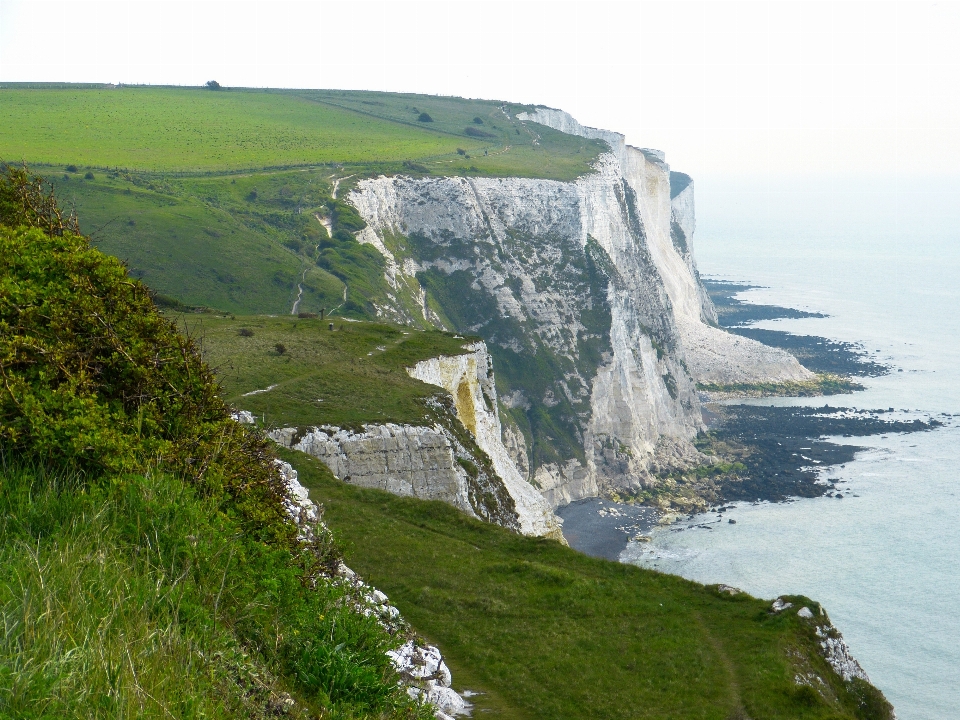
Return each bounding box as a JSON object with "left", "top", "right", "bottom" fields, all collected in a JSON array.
[
  {"left": 0, "top": 164, "right": 429, "bottom": 718},
  {"left": 0, "top": 163, "right": 296, "bottom": 544}
]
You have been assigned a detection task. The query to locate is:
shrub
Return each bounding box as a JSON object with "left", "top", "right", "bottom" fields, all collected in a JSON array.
[
  {"left": 417, "top": 112, "right": 433, "bottom": 122},
  {"left": 464, "top": 127, "right": 493, "bottom": 138},
  {"left": 65, "top": 164, "right": 78, "bottom": 173},
  {"left": 456, "top": 148, "right": 466, "bottom": 156},
  {"left": 238, "top": 328, "right": 255, "bottom": 337},
  {"left": 0, "top": 164, "right": 290, "bottom": 542},
  {"left": 83, "top": 171, "right": 95, "bottom": 180},
  {"left": 247, "top": 188, "right": 258, "bottom": 201},
  {"left": 275, "top": 342, "right": 287, "bottom": 355},
  {"left": 473, "top": 116, "right": 484, "bottom": 125}
]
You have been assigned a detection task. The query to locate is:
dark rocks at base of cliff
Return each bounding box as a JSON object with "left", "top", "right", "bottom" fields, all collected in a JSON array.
[
  {"left": 704, "top": 279, "right": 826, "bottom": 326},
  {"left": 728, "top": 327, "right": 889, "bottom": 378},
  {"left": 699, "top": 404, "right": 943, "bottom": 503}
]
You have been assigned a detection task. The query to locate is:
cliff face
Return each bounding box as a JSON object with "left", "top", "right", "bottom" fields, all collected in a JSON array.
[
  {"left": 406, "top": 342, "right": 563, "bottom": 539},
  {"left": 348, "top": 109, "right": 810, "bottom": 507},
  {"left": 269, "top": 419, "right": 523, "bottom": 533},
  {"left": 270, "top": 342, "right": 564, "bottom": 541}
]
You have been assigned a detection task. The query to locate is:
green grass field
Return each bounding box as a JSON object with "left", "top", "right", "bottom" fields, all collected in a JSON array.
[
  {"left": 0, "top": 85, "right": 604, "bottom": 180},
  {"left": 0, "top": 85, "right": 607, "bottom": 315},
  {"left": 191, "top": 313, "right": 476, "bottom": 428},
  {"left": 288, "top": 450, "right": 892, "bottom": 720}
]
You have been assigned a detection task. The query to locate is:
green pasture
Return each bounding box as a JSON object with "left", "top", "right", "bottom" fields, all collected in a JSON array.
[
  {"left": 0, "top": 85, "right": 605, "bottom": 180},
  {"left": 288, "top": 450, "right": 893, "bottom": 720},
  {"left": 192, "top": 314, "right": 475, "bottom": 428}
]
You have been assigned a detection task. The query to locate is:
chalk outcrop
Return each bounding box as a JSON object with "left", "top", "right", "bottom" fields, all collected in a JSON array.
[
  {"left": 269, "top": 340, "right": 564, "bottom": 540},
  {"left": 406, "top": 342, "right": 562, "bottom": 539},
  {"left": 275, "top": 459, "right": 469, "bottom": 719},
  {"left": 269, "top": 422, "right": 521, "bottom": 532}
]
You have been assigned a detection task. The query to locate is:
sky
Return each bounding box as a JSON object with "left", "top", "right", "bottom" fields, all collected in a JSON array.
[{"left": 2, "top": 0, "right": 959, "bottom": 181}]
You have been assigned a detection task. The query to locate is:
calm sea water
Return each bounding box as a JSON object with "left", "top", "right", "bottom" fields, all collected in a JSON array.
[{"left": 623, "top": 177, "right": 960, "bottom": 719}]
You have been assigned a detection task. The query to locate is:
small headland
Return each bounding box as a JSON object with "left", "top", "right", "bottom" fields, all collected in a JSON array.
[{"left": 703, "top": 278, "right": 889, "bottom": 382}]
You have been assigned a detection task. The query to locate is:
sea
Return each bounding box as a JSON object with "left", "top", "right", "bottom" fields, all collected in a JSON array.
[{"left": 624, "top": 176, "right": 960, "bottom": 719}]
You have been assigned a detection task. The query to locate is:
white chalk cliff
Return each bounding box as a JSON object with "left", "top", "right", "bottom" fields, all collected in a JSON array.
[
  {"left": 346, "top": 109, "right": 810, "bottom": 509},
  {"left": 406, "top": 341, "right": 562, "bottom": 539},
  {"left": 268, "top": 341, "right": 565, "bottom": 541}
]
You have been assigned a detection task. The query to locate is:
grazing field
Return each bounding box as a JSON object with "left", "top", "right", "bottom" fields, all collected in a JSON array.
[
  {"left": 0, "top": 87, "right": 480, "bottom": 171},
  {"left": 192, "top": 313, "right": 476, "bottom": 428},
  {"left": 0, "top": 85, "right": 605, "bottom": 179},
  {"left": 288, "top": 449, "right": 892, "bottom": 720},
  {"left": 0, "top": 85, "right": 607, "bottom": 314}
]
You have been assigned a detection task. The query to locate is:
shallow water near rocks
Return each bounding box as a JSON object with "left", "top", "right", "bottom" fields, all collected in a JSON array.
[
  {"left": 621, "top": 178, "right": 960, "bottom": 720},
  {"left": 557, "top": 498, "right": 657, "bottom": 561}
]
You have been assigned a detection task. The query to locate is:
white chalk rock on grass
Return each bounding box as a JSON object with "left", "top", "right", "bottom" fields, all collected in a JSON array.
[
  {"left": 230, "top": 409, "right": 256, "bottom": 425},
  {"left": 389, "top": 640, "right": 469, "bottom": 717},
  {"left": 273, "top": 462, "right": 468, "bottom": 718},
  {"left": 815, "top": 625, "right": 871, "bottom": 683}
]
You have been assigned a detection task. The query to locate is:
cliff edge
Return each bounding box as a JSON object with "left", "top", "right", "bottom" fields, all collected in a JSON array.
[{"left": 347, "top": 108, "right": 811, "bottom": 508}]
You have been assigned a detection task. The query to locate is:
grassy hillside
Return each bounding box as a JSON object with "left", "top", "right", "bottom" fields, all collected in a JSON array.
[
  {"left": 0, "top": 85, "right": 604, "bottom": 179},
  {"left": 0, "top": 85, "right": 605, "bottom": 314},
  {"left": 0, "top": 85, "right": 606, "bottom": 316},
  {"left": 0, "top": 463, "right": 426, "bottom": 720},
  {"left": 191, "top": 313, "right": 476, "bottom": 428},
  {"left": 288, "top": 450, "right": 893, "bottom": 720},
  {"left": 0, "top": 168, "right": 429, "bottom": 719}
]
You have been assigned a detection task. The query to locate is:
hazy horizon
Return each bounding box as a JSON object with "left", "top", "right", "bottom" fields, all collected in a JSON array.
[{"left": 3, "top": 1, "right": 959, "bottom": 183}]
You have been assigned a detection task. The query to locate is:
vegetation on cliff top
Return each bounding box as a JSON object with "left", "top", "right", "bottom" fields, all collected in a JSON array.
[
  {"left": 192, "top": 313, "right": 478, "bottom": 429},
  {"left": 0, "top": 85, "right": 604, "bottom": 179},
  {"left": 289, "top": 448, "right": 895, "bottom": 720},
  {"left": 0, "top": 164, "right": 429, "bottom": 718}
]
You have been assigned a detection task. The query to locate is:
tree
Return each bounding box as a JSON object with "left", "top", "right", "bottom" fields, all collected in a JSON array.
[{"left": 205, "top": 80, "right": 221, "bottom": 90}]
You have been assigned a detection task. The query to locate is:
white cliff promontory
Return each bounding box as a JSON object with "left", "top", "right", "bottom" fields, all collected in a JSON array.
[
  {"left": 518, "top": 107, "right": 812, "bottom": 386},
  {"left": 406, "top": 341, "right": 563, "bottom": 539},
  {"left": 348, "top": 108, "right": 813, "bottom": 508},
  {"left": 268, "top": 340, "right": 565, "bottom": 541}
]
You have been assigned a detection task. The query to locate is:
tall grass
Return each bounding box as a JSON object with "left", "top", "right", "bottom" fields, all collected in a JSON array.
[{"left": 0, "top": 464, "right": 429, "bottom": 719}]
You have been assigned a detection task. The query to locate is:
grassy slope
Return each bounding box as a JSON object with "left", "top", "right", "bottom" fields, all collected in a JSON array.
[
  {"left": 288, "top": 450, "right": 889, "bottom": 720},
  {"left": 192, "top": 314, "right": 476, "bottom": 427},
  {"left": 0, "top": 85, "right": 605, "bottom": 314},
  {"left": 0, "top": 464, "right": 425, "bottom": 720},
  {"left": 52, "top": 169, "right": 346, "bottom": 314},
  {"left": 0, "top": 86, "right": 603, "bottom": 180}
]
